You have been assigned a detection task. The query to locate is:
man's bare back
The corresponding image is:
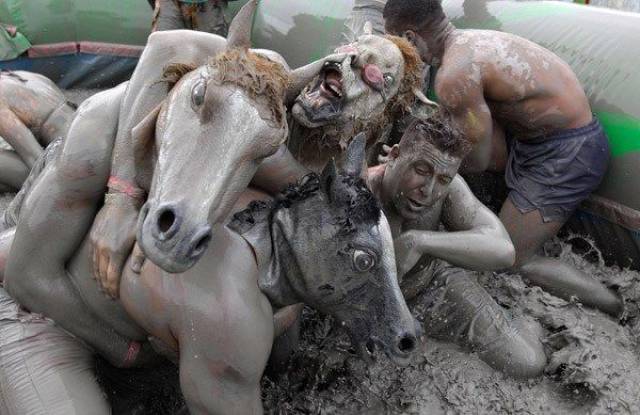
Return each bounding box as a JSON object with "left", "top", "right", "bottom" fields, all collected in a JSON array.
[{"left": 437, "top": 29, "right": 592, "bottom": 139}]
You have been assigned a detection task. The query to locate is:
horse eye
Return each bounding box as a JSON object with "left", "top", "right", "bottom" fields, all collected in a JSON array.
[
  {"left": 353, "top": 249, "right": 375, "bottom": 272},
  {"left": 191, "top": 80, "right": 206, "bottom": 107}
]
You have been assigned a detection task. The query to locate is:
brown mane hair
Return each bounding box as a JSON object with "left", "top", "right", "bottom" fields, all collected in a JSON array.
[
  {"left": 209, "top": 48, "right": 290, "bottom": 128},
  {"left": 384, "top": 35, "right": 424, "bottom": 118},
  {"left": 161, "top": 49, "right": 290, "bottom": 128}
]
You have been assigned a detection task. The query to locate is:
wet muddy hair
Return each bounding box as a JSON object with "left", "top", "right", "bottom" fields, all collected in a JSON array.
[
  {"left": 400, "top": 109, "right": 470, "bottom": 158},
  {"left": 162, "top": 48, "right": 290, "bottom": 128},
  {"left": 383, "top": 0, "right": 446, "bottom": 30}
]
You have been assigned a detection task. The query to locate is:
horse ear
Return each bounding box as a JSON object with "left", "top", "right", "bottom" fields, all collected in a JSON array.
[
  {"left": 132, "top": 102, "right": 162, "bottom": 167},
  {"left": 341, "top": 133, "right": 366, "bottom": 177},
  {"left": 320, "top": 158, "right": 338, "bottom": 201},
  {"left": 226, "top": 0, "right": 258, "bottom": 50}
]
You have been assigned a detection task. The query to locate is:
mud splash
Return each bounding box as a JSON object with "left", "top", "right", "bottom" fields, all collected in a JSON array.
[{"left": 262, "top": 235, "right": 640, "bottom": 414}]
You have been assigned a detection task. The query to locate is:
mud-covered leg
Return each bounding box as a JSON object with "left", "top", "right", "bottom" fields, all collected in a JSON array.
[
  {"left": 151, "top": 0, "right": 186, "bottom": 32},
  {"left": 0, "top": 106, "right": 43, "bottom": 168},
  {"left": 415, "top": 263, "right": 547, "bottom": 379},
  {"left": 500, "top": 199, "right": 623, "bottom": 316},
  {"left": 0, "top": 150, "right": 29, "bottom": 190},
  {"left": 0, "top": 288, "right": 110, "bottom": 415},
  {"left": 4, "top": 84, "right": 135, "bottom": 366}
]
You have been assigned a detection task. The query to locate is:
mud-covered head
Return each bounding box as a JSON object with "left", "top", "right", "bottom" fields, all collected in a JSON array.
[
  {"left": 291, "top": 33, "right": 423, "bottom": 149},
  {"left": 137, "top": 42, "right": 290, "bottom": 273},
  {"left": 382, "top": 110, "right": 468, "bottom": 220},
  {"left": 269, "top": 135, "right": 418, "bottom": 364},
  {"left": 383, "top": 0, "right": 452, "bottom": 65}
]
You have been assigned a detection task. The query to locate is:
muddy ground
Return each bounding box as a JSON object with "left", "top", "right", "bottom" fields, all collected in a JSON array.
[
  {"left": 261, "top": 237, "right": 640, "bottom": 414},
  {"left": 4, "top": 90, "right": 640, "bottom": 414}
]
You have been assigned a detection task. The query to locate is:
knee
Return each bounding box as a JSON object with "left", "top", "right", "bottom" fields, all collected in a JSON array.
[{"left": 479, "top": 319, "right": 547, "bottom": 379}]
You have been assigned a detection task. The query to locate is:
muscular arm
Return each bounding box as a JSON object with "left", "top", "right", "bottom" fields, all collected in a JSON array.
[
  {"left": 406, "top": 176, "right": 515, "bottom": 271},
  {"left": 437, "top": 71, "right": 493, "bottom": 173}
]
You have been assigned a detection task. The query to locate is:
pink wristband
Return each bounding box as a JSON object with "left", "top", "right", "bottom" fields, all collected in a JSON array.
[{"left": 108, "top": 176, "right": 146, "bottom": 200}]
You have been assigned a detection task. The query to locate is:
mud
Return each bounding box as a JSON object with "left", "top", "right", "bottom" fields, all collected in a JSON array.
[
  {"left": 1, "top": 88, "right": 639, "bottom": 414},
  {"left": 261, "top": 236, "right": 640, "bottom": 414}
]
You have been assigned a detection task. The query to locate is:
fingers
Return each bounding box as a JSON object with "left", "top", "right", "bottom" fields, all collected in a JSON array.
[
  {"left": 97, "top": 249, "right": 111, "bottom": 294},
  {"left": 106, "top": 258, "right": 122, "bottom": 299},
  {"left": 130, "top": 243, "right": 146, "bottom": 274}
]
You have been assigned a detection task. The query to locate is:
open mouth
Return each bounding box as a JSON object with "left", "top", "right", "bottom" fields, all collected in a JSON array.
[
  {"left": 295, "top": 61, "right": 345, "bottom": 124},
  {"left": 406, "top": 197, "right": 429, "bottom": 212}
]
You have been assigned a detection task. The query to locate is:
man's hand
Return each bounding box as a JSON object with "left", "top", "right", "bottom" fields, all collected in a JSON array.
[
  {"left": 394, "top": 231, "right": 423, "bottom": 278},
  {"left": 90, "top": 194, "right": 143, "bottom": 298}
]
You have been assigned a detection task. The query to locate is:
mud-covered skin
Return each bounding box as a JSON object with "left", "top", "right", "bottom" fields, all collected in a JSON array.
[
  {"left": 384, "top": 3, "right": 622, "bottom": 316},
  {"left": 3, "top": 83, "right": 145, "bottom": 368},
  {"left": 0, "top": 70, "right": 75, "bottom": 189}
]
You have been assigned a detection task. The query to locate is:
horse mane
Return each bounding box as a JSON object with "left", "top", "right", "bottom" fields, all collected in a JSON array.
[
  {"left": 229, "top": 172, "right": 381, "bottom": 235},
  {"left": 162, "top": 48, "right": 291, "bottom": 128},
  {"left": 209, "top": 48, "right": 290, "bottom": 128}
]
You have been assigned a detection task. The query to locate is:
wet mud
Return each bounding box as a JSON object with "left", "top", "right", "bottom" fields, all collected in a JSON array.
[{"left": 262, "top": 236, "right": 640, "bottom": 414}]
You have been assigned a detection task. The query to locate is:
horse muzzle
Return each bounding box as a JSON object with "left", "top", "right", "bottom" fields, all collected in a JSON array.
[{"left": 137, "top": 202, "right": 212, "bottom": 274}]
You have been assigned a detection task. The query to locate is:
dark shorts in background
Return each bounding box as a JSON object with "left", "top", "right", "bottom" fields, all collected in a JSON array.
[{"left": 505, "top": 118, "right": 610, "bottom": 223}]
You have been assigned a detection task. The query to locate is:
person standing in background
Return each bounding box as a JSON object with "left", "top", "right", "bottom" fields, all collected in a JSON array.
[{"left": 149, "top": 0, "right": 237, "bottom": 37}]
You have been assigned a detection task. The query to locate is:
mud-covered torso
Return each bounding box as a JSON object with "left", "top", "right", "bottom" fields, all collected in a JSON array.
[
  {"left": 0, "top": 70, "right": 71, "bottom": 143},
  {"left": 437, "top": 30, "right": 592, "bottom": 139}
]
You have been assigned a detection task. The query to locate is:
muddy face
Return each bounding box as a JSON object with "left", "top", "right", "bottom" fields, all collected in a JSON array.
[
  {"left": 276, "top": 137, "right": 417, "bottom": 365},
  {"left": 383, "top": 126, "right": 462, "bottom": 221},
  {"left": 291, "top": 35, "right": 405, "bottom": 129},
  {"left": 138, "top": 67, "right": 287, "bottom": 273}
]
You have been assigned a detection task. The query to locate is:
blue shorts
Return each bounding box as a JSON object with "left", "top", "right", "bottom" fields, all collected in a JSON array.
[{"left": 505, "top": 118, "right": 610, "bottom": 223}]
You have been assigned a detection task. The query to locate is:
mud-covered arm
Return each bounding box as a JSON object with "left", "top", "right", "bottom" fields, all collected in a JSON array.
[
  {"left": 251, "top": 145, "right": 311, "bottom": 195},
  {"left": 397, "top": 176, "right": 515, "bottom": 273},
  {"left": 437, "top": 72, "right": 493, "bottom": 173},
  {"left": 0, "top": 106, "right": 43, "bottom": 168}
]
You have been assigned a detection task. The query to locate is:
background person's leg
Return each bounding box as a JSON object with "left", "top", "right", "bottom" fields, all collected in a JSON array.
[
  {"left": 152, "top": 0, "right": 186, "bottom": 32},
  {"left": 415, "top": 264, "right": 547, "bottom": 379},
  {"left": 500, "top": 198, "right": 622, "bottom": 316}
]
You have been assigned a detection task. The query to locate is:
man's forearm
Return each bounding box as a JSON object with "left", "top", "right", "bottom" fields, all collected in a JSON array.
[
  {"left": 412, "top": 229, "right": 514, "bottom": 271},
  {"left": 251, "top": 145, "right": 311, "bottom": 195}
]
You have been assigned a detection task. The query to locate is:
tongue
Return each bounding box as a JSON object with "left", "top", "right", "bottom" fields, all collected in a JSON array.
[
  {"left": 325, "top": 70, "right": 341, "bottom": 87},
  {"left": 363, "top": 64, "right": 384, "bottom": 90}
]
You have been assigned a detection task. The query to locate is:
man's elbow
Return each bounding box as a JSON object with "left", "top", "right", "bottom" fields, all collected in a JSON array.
[{"left": 495, "top": 240, "right": 516, "bottom": 269}]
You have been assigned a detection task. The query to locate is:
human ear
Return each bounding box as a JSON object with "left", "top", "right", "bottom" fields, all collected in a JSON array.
[{"left": 390, "top": 144, "right": 401, "bottom": 160}]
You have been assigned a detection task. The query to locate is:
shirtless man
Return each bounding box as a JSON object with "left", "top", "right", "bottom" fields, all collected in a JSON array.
[
  {"left": 367, "top": 110, "right": 546, "bottom": 378},
  {"left": 382, "top": 0, "right": 622, "bottom": 316},
  {"left": 0, "top": 70, "right": 75, "bottom": 190},
  {"left": 150, "top": 0, "right": 238, "bottom": 36}
]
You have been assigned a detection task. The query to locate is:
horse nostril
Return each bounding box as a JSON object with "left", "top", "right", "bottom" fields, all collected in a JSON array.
[
  {"left": 398, "top": 334, "right": 417, "bottom": 353},
  {"left": 158, "top": 209, "right": 176, "bottom": 234},
  {"left": 189, "top": 227, "right": 212, "bottom": 259}
]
